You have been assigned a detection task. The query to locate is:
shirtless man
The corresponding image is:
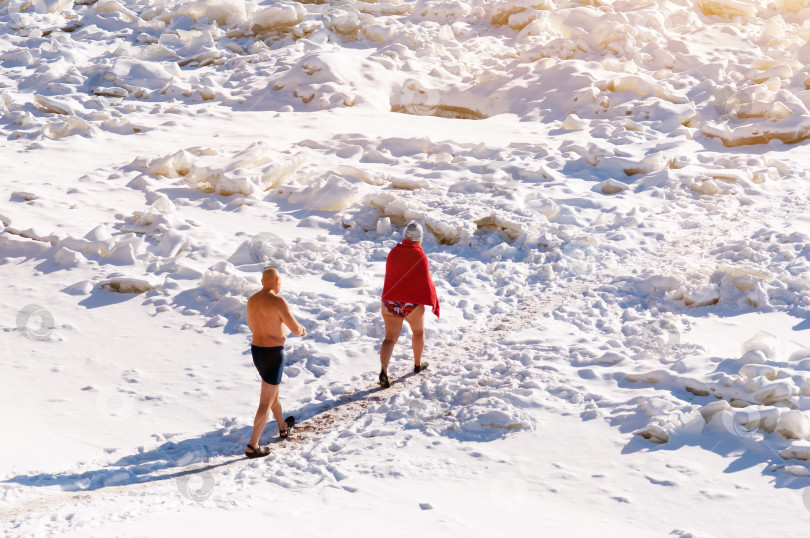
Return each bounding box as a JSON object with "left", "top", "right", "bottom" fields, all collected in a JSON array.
[{"left": 244, "top": 267, "right": 306, "bottom": 458}]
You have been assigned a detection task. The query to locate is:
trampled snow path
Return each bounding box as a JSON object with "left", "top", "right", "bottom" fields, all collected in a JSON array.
[{"left": 5, "top": 175, "right": 806, "bottom": 534}]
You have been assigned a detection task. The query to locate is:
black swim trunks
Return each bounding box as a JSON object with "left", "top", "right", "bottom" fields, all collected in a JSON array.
[{"left": 251, "top": 345, "right": 284, "bottom": 385}]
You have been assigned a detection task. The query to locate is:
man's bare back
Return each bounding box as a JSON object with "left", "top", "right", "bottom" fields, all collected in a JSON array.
[{"left": 247, "top": 268, "right": 306, "bottom": 347}]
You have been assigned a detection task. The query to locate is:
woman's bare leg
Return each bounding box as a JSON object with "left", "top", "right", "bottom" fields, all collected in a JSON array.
[
  {"left": 380, "top": 304, "right": 404, "bottom": 374},
  {"left": 405, "top": 305, "right": 426, "bottom": 367}
]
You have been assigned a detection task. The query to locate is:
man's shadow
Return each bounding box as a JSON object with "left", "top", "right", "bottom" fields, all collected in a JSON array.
[{"left": 1, "top": 379, "right": 403, "bottom": 493}]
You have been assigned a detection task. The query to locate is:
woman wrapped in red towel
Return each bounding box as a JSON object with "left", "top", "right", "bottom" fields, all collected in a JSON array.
[{"left": 378, "top": 221, "right": 440, "bottom": 388}]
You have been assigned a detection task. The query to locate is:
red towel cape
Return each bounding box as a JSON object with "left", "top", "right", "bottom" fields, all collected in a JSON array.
[{"left": 381, "top": 240, "right": 440, "bottom": 318}]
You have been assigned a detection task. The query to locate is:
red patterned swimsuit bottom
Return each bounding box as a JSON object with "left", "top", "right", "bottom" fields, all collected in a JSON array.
[{"left": 382, "top": 301, "right": 418, "bottom": 318}]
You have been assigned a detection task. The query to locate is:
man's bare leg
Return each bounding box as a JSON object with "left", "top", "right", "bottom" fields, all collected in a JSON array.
[
  {"left": 270, "top": 387, "right": 286, "bottom": 433},
  {"left": 380, "top": 305, "right": 404, "bottom": 375},
  {"left": 405, "top": 305, "right": 426, "bottom": 367},
  {"left": 249, "top": 382, "right": 282, "bottom": 448}
]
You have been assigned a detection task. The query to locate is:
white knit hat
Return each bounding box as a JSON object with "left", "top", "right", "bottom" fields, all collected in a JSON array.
[{"left": 404, "top": 221, "right": 424, "bottom": 242}]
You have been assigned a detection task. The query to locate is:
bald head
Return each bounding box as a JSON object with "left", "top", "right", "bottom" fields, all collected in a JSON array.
[{"left": 262, "top": 267, "right": 280, "bottom": 290}]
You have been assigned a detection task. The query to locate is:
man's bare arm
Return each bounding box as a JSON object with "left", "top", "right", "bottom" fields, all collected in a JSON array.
[{"left": 279, "top": 298, "right": 306, "bottom": 337}]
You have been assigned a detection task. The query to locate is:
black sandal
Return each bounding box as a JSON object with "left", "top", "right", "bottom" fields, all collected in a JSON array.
[
  {"left": 414, "top": 362, "right": 429, "bottom": 374},
  {"left": 279, "top": 416, "right": 295, "bottom": 439},
  {"left": 245, "top": 443, "right": 270, "bottom": 459},
  {"left": 379, "top": 370, "right": 390, "bottom": 388}
]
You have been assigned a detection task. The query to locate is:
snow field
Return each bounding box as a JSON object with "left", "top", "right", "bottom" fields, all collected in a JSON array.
[{"left": 3, "top": 0, "right": 810, "bottom": 535}]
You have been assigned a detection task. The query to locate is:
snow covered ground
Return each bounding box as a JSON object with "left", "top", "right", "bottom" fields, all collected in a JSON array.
[{"left": 2, "top": 0, "right": 810, "bottom": 535}]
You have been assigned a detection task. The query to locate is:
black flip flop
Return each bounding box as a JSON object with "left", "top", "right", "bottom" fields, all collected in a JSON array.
[
  {"left": 379, "top": 371, "right": 390, "bottom": 388},
  {"left": 279, "top": 416, "right": 295, "bottom": 439},
  {"left": 245, "top": 444, "right": 270, "bottom": 459},
  {"left": 414, "top": 362, "right": 429, "bottom": 374}
]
